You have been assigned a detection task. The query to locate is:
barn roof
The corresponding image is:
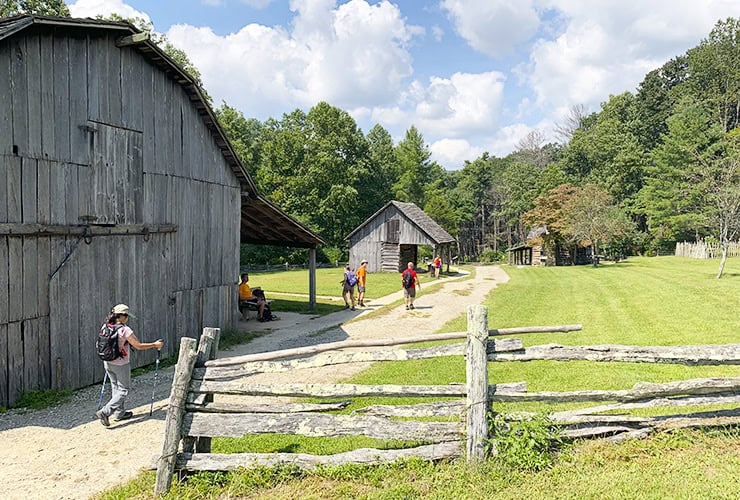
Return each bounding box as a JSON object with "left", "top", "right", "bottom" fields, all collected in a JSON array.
[
  {"left": 0, "top": 14, "right": 324, "bottom": 248},
  {"left": 348, "top": 200, "right": 456, "bottom": 245}
]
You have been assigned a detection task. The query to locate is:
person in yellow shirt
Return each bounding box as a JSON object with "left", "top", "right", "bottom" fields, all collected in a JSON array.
[
  {"left": 356, "top": 259, "right": 368, "bottom": 307},
  {"left": 239, "top": 273, "right": 266, "bottom": 319}
]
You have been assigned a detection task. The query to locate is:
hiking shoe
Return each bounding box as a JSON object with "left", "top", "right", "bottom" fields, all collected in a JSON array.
[
  {"left": 114, "top": 410, "right": 134, "bottom": 421},
  {"left": 351, "top": 307, "right": 355, "bottom": 311},
  {"left": 405, "top": 305, "right": 409, "bottom": 310},
  {"left": 96, "top": 410, "right": 110, "bottom": 427},
  {"left": 409, "top": 304, "right": 415, "bottom": 310},
  {"left": 345, "top": 304, "right": 350, "bottom": 309}
]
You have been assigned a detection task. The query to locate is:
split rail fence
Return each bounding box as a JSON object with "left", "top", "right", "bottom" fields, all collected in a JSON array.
[
  {"left": 154, "top": 307, "right": 740, "bottom": 495},
  {"left": 675, "top": 240, "right": 740, "bottom": 259}
]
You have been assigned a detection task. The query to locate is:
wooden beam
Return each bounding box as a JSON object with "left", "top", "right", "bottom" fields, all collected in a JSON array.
[
  {"left": 174, "top": 442, "right": 462, "bottom": 471},
  {"left": 0, "top": 223, "right": 177, "bottom": 237},
  {"left": 115, "top": 32, "right": 150, "bottom": 47},
  {"left": 182, "top": 412, "right": 462, "bottom": 441},
  {"left": 466, "top": 305, "right": 488, "bottom": 462}
]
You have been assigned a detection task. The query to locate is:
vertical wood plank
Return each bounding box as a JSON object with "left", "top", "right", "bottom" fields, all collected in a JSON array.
[
  {"left": 37, "top": 315, "right": 51, "bottom": 390},
  {"left": 52, "top": 35, "right": 71, "bottom": 162},
  {"left": 21, "top": 158, "right": 38, "bottom": 223},
  {"left": 7, "top": 321, "right": 23, "bottom": 406},
  {"left": 48, "top": 160, "right": 66, "bottom": 224},
  {"left": 0, "top": 237, "right": 8, "bottom": 324},
  {"left": 466, "top": 305, "right": 489, "bottom": 462},
  {"left": 0, "top": 157, "right": 7, "bottom": 223},
  {"left": 141, "top": 61, "right": 155, "bottom": 173},
  {"left": 0, "top": 41, "right": 12, "bottom": 155},
  {"left": 40, "top": 32, "right": 55, "bottom": 159},
  {"left": 26, "top": 34, "right": 42, "bottom": 158},
  {"left": 107, "top": 34, "right": 122, "bottom": 126},
  {"left": 0, "top": 324, "right": 8, "bottom": 407},
  {"left": 60, "top": 237, "right": 80, "bottom": 389},
  {"left": 69, "top": 35, "right": 88, "bottom": 165},
  {"left": 75, "top": 238, "right": 96, "bottom": 386},
  {"left": 10, "top": 36, "right": 28, "bottom": 156},
  {"left": 8, "top": 238, "right": 23, "bottom": 323},
  {"left": 7, "top": 156, "right": 22, "bottom": 222},
  {"left": 22, "top": 237, "right": 38, "bottom": 319},
  {"left": 37, "top": 236, "right": 50, "bottom": 317},
  {"left": 48, "top": 237, "right": 67, "bottom": 390},
  {"left": 86, "top": 34, "right": 100, "bottom": 122},
  {"left": 23, "top": 318, "right": 40, "bottom": 392},
  {"left": 64, "top": 162, "right": 79, "bottom": 225},
  {"left": 37, "top": 159, "right": 51, "bottom": 224}
]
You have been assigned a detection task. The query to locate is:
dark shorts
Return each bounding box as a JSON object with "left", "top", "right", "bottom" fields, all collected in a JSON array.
[
  {"left": 403, "top": 287, "right": 416, "bottom": 298},
  {"left": 357, "top": 285, "right": 365, "bottom": 293}
]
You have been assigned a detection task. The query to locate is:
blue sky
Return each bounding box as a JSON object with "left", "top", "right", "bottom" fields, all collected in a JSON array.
[{"left": 66, "top": 1, "right": 740, "bottom": 170}]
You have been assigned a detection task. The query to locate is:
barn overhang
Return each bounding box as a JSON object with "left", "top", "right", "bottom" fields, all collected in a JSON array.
[{"left": 240, "top": 194, "right": 325, "bottom": 248}]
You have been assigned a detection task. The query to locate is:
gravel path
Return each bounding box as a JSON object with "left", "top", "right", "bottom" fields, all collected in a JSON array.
[{"left": 0, "top": 265, "right": 508, "bottom": 499}]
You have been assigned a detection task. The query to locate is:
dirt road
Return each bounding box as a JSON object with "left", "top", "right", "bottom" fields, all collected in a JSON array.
[{"left": 0, "top": 265, "right": 508, "bottom": 499}]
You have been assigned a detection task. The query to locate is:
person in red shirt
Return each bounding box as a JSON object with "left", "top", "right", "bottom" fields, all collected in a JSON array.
[
  {"left": 433, "top": 255, "right": 442, "bottom": 279},
  {"left": 401, "top": 261, "right": 420, "bottom": 310}
]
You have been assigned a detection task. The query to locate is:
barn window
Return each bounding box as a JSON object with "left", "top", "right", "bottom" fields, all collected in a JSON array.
[{"left": 385, "top": 219, "right": 399, "bottom": 244}]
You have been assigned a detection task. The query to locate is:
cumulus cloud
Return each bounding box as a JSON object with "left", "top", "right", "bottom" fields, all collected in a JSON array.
[
  {"left": 68, "top": 0, "right": 151, "bottom": 22},
  {"left": 430, "top": 138, "right": 484, "bottom": 169},
  {"left": 441, "top": 0, "right": 540, "bottom": 57},
  {"left": 166, "top": 0, "right": 421, "bottom": 117},
  {"left": 519, "top": 0, "right": 737, "bottom": 111}
]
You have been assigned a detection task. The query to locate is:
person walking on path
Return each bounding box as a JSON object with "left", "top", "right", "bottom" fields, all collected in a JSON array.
[
  {"left": 342, "top": 264, "right": 357, "bottom": 310},
  {"left": 401, "top": 261, "right": 420, "bottom": 310},
  {"left": 356, "top": 259, "right": 368, "bottom": 307},
  {"left": 95, "top": 304, "right": 163, "bottom": 427},
  {"left": 433, "top": 255, "right": 442, "bottom": 279}
]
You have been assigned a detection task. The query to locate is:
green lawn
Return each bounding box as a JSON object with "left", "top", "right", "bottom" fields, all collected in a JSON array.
[
  {"left": 249, "top": 266, "right": 461, "bottom": 300},
  {"left": 100, "top": 257, "right": 740, "bottom": 499}
]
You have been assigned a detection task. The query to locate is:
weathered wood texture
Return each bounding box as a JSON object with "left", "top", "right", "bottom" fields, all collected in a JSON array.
[
  {"left": 555, "top": 393, "right": 740, "bottom": 417},
  {"left": 196, "top": 338, "right": 523, "bottom": 379},
  {"left": 187, "top": 401, "right": 352, "bottom": 414},
  {"left": 183, "top": 412, "right": 462, "bottom": 442},
  {"left": 154, "top": 337, "right": 198, "bottom": 496},
  {"left": 193, "top": 328, "right": 220, "bottom": 454},
  {"left": 494, "top": 344, "right": 740, "bottom": 365},
  {"left": 0, "top": 26, "right": 242, "bottom": 407},
  {"left": 175, "top": 442, "right": 462, "bottom": 472},
  {"left": 466, "top": 305, "right": 489, "bottom": 462},
  {"left": 355, "top": 401, "right": 465, "bottom": 418}
]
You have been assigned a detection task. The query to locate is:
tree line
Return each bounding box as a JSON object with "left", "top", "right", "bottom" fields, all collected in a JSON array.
[{"left": 4, "top": 4, "right": 738, "bottom": 275}]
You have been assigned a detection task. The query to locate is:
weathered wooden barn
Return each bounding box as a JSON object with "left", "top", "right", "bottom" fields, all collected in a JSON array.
[
  {"left": 508, "top": 226, "right": 593, "bottom": 266},
  {"left": 347, "top": 201, "right": 456, "bottom": 273},
  {"left": 0, "top": 15, "right": 323, "bottom": 408}
]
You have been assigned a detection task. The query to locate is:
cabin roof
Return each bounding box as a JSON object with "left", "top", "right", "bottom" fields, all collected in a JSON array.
[
  {"left": 0, "top": 15, "right": 324, "bottom": 247},
  {"left": 347, "top": 200, "right": 456, "bottom": 245}
]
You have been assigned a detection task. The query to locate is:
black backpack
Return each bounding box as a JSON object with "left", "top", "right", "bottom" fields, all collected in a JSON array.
[
  {"left": 402, "top": 270, "right": 414, "bottom": 289},
  {"left": 96, "top": 323, "right": 123, "bottom": 361}
]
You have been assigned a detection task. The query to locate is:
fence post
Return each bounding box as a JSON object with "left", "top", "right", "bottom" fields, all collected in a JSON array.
[
  {"left": 466, "top": 305, "right": 489, "bottom": 462},
  {"left": 194, "top": 327, "right": 220, "bottom": 453},
  {"left": 154, "top": 336, "right": 198, "bottom": 496}
]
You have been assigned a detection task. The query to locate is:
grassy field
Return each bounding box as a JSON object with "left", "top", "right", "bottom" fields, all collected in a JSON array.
[{"left": 100, "top": 257, "right": 740, "bottom": 499}]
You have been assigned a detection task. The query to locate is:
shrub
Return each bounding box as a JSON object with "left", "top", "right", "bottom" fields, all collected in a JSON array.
[{"left": 487, "top": 413, "right": 565, "bottom": 471}]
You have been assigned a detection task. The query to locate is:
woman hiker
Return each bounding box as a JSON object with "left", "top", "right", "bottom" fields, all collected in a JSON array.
[{"left": 95, "top": 304, "right": 163, "bottom": 427}]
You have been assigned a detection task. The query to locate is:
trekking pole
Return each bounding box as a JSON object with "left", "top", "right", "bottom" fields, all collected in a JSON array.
[
  {"left": 97, "top": 371, "right": 108, "bottom": 410},
  {"left": 149, "top": 346, "right": 161, "bottom": 416}
]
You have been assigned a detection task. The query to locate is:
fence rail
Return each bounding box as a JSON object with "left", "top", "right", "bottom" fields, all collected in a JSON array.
[
  {"left": 153, "top": 316, "right": 740, "bottom": 495},
  {"left": 675, "top": 240, "right": 740, "bottom": 259}
]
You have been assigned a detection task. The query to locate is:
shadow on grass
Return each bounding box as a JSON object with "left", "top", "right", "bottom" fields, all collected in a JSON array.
[{"left": 270, "top": 297, "right": 347, "bottom": 316}]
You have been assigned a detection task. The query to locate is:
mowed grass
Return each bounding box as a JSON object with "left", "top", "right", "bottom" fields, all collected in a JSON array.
[{"left": 99, "top": 257, "right": 740, "bottom": 499}]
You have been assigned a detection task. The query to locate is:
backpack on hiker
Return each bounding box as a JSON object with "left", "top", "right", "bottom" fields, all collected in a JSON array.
[
  {"left": 402, "top": 270, "right": 414, "bottom": 289},
  {"left": 344, "top": 271, "right": 358, "bottom": 287},
  {"left": 96, "top": 323, "right": 123, "bottom": 361}
]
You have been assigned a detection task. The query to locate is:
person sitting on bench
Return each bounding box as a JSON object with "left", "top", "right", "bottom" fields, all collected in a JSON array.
[{"left": 239, "top": 273, "right": 266, "bottom": 319}]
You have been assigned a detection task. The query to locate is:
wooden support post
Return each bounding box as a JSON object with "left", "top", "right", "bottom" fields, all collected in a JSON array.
[
  {"left": 466, "top": 305, "right": 489, "bottom": 462},
  {"left": 308, "top": 247, "right": 317, "bottom": 313},
  {"left": 195, "top": 328, "right": 220, "bottom": 453},
  {"left": 154, "top": 336, "right": 198, "bottom": 496}
]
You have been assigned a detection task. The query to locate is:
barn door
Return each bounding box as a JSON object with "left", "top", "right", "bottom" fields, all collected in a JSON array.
[
  {"left": 84, "top": 123, "right": 143, "bottom": 224},
  {"left": 384, "top": 219, "right": 399, "bottom": 244}
]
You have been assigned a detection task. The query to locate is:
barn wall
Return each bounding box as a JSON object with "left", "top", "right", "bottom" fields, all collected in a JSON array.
[{"left": 0, "top": 29, "right": 241, "bottom": 407}]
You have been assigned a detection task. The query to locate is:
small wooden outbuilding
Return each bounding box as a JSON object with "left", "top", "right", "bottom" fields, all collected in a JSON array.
[
  {"left": 347, "top": 201, "right": 456, "bottom": 273},
  {"left": 0, "top": 15, "right": 323, "bottom": 408}
]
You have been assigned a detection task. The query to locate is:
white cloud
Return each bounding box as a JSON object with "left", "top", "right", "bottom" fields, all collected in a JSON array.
[
  {"left": 441, "top": 0, "right": 540, "bottom": 57},
  {"left": 430, "top": 139, "right": 484, "bottom": 169},
  {"left": 239, "top": 0, "right": 273, "bottom": 8},
  {"left": 166, "top": 0, "right": 421, "bottom": 117},
  {"left": 520, "top": 0, "right": 740, "bottom": 111},
  {"left": 68, "top": 0, "right": 151, "bottom": 22}
]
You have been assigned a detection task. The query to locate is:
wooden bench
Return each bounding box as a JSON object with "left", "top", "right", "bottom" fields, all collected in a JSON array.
[{"left": 239, "top": 299, "right": 271, "bottom": 320}]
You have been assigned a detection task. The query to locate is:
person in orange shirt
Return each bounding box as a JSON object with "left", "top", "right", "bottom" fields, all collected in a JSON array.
[
  {"left": 433, "top": 255, "right": 442, "bottom": 279},
  {"left": 356, "top": 259, "right": 368, "bottom": 307},
  {"left": 239, "top": 273, "right": 266, "bottom": 319}
]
